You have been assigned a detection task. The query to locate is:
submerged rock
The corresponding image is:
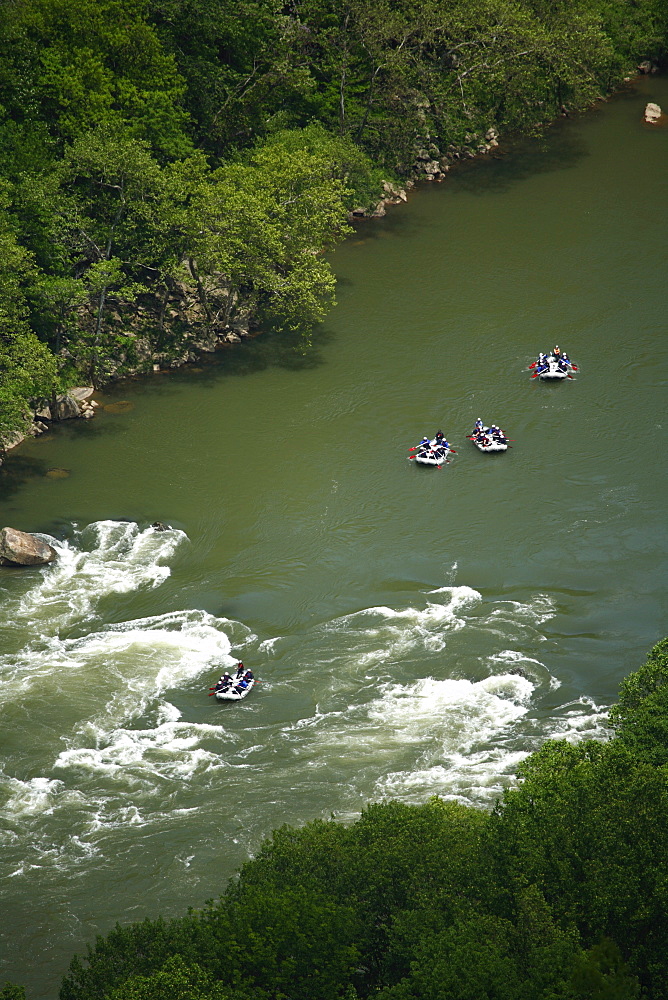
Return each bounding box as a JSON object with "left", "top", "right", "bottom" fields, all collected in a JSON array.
[
  {"left": 103, "top": 400, "right": 134, "bottom": 413},
  {"left": 0, "top": 527, "right": 57, "bottom": 566}
]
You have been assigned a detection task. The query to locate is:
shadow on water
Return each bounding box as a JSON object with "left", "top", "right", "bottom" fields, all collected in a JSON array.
[
  {"left": 346, "top": 119, "right": 589, "bottom": 248},
  {"left": 103, "top": 324, "right": 336, "bottom": 401},
  {"left": 0, "top": 454, "right": 51, "bottom": 503},
  {"left": 0, "top": 417, "right": 127, "bottom": 503},
  {"left": 436, "top": 81, "right": 650, "bottom": 198},
  {"left": 444, "top": 129, "right": 588, "bottom": 196},
  {"left": 0, "top": 325, "right": 338, "bottom": 499}
]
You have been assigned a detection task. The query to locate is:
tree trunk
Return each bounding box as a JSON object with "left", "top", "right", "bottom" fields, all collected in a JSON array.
[
  {"left": 157, "top": 277, "right": 174, "bottom": 338},
  {"left": 356, "top": 64, "right": 382, "bottom": 143},
  {"left": 339, "top": 14, "right": 349, "bottom": 135},
  {"left": 188, "top": 257, "right": 212, "bottom": 323},
  {"left": 90, "top": 285, "right": 108, "bottom": 388}
]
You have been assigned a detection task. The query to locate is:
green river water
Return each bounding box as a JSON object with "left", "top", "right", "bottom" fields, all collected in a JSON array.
[{"left": 1, "top": 76, "right": 667, "bottom": 997}]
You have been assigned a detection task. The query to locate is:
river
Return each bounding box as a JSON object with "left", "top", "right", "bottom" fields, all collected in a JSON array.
[{"left": 1, "top": 76, "right": 667, "bottom": 997}]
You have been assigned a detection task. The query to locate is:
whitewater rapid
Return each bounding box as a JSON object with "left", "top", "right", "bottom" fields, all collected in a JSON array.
[{"left": 0, "top": 520, "right": 610, "bottom": 885}]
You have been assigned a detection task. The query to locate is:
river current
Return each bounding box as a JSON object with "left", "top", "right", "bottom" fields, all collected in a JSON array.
[{"left": 1, "top": 76, "right": 667, "bottom": 997}]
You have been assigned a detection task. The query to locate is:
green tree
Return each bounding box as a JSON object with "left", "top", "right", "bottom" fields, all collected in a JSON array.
[
  {"left": 490, "top": 739, "right": 668, "bottom": 997},
  {"left": 0, "top": 193, "right": 59, "bottom": 449},
  {"left": 608, "top": 638, "right": 668, "bottom": 767},
  {"left": 182, "top": 127, "right": 360, "bottom": 338},
  {"left": 0, "top": 0, "right": 193, "bottom": 156},
  {"left": 108, "top": 955, "right": 236, "bottom": 1000},
  {"left": 0, "top": 985, "right": 27, "bottom": 1000}
]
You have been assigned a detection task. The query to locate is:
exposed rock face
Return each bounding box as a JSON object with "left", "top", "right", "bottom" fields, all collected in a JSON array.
[
  {"left": 52, "top": 394, "right": 81, "bottom": 420},
  {"left": 644, "top": 102, "right": 662, "bottom": 124},
  {"left": 0, "top": 527, "right": 57, "bottom": 566}
]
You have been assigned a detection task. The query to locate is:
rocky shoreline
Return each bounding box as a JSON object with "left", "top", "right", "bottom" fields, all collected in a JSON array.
[{"left": 0, "top": 388, "right": 99, "bottom": 467}]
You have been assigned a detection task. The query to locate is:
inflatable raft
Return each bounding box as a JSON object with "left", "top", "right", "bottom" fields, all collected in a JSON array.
[
  {"left": 538, "top": 355, "right": 570, "bottom": 380},
  {"left": 214, "top": 677, "right": 255, "bottom": 701},
  {"left": 410, "top": 435, "right": 453, "bottom": 467},
  {"left": 469, "top": 423, "right": 508, "bottom": 452},
  {"left": 530, "top": 350, "right": 576, "bottom": 380}
]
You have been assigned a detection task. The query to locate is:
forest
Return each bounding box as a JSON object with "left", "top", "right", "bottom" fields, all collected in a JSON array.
[
  {"left": 0, "top": 637, "right": 665, "bottom": 999},
  {"left": 0, "top": 0, "right": 667, "bottom": 449}
]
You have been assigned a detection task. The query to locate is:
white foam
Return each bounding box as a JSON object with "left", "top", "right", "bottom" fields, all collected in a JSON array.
[
  {"left": 258, "top": 637, "right": 283, "bottom": 654},
  {"left": 486, "top": 649, "right": 558, "bottom": 688},
  {"left": 0, "top": 775, "right": 86, "bottom": 819},
  {"left": 320, "top": 586, "right": 482, "bottom": 665},
  {"left": 11, "top": 521, "right": 186, "bottom": 633},
  {"left": 545, "top": 696, "right": 610, "bottom": 742},
  {"left": 55, "top": 722, "right": 227, "bottom": 784},
  {"left": 376, "top": 749, "right": 531, "bottom": 806},
  {"left": 487, "top": 595, "right": 555, "bottom": 626},
  {"left": 367, "top": 674, "right": 532, "bottom": 748},
  {"left": 0, "top": 521, "right": 262, "bottom": 847},
  {"left": 0, "top": 609, "right": 246, "bottom": 717}
]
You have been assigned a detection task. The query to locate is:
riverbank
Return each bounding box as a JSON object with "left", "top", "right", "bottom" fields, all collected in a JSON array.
[
  {"left": 2, "top": 0, "right": 666, "bottom": 456},
  {"left": 0, "top": 67, "right": 665, "bottom": 476}
]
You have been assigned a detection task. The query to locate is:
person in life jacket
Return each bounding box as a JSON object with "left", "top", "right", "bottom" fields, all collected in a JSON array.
[
  {"left": 215, "top": 672, "right": 232, "bottom": 691},
  {"left": 235, "top": 661, "right": 245, "bottom": 678}
]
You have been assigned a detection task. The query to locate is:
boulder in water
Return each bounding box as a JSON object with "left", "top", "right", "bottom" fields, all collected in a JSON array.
[
  {"left": 644, "top": 103, "right": 662, "bottom": 124},
  {"left": 0, "top": 527, "right": 57, "bottom": 566}
]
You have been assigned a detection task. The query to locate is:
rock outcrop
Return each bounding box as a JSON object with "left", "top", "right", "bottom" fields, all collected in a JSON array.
[{"left": 0, "top": 527, "right": 57, "bottom": 566}]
